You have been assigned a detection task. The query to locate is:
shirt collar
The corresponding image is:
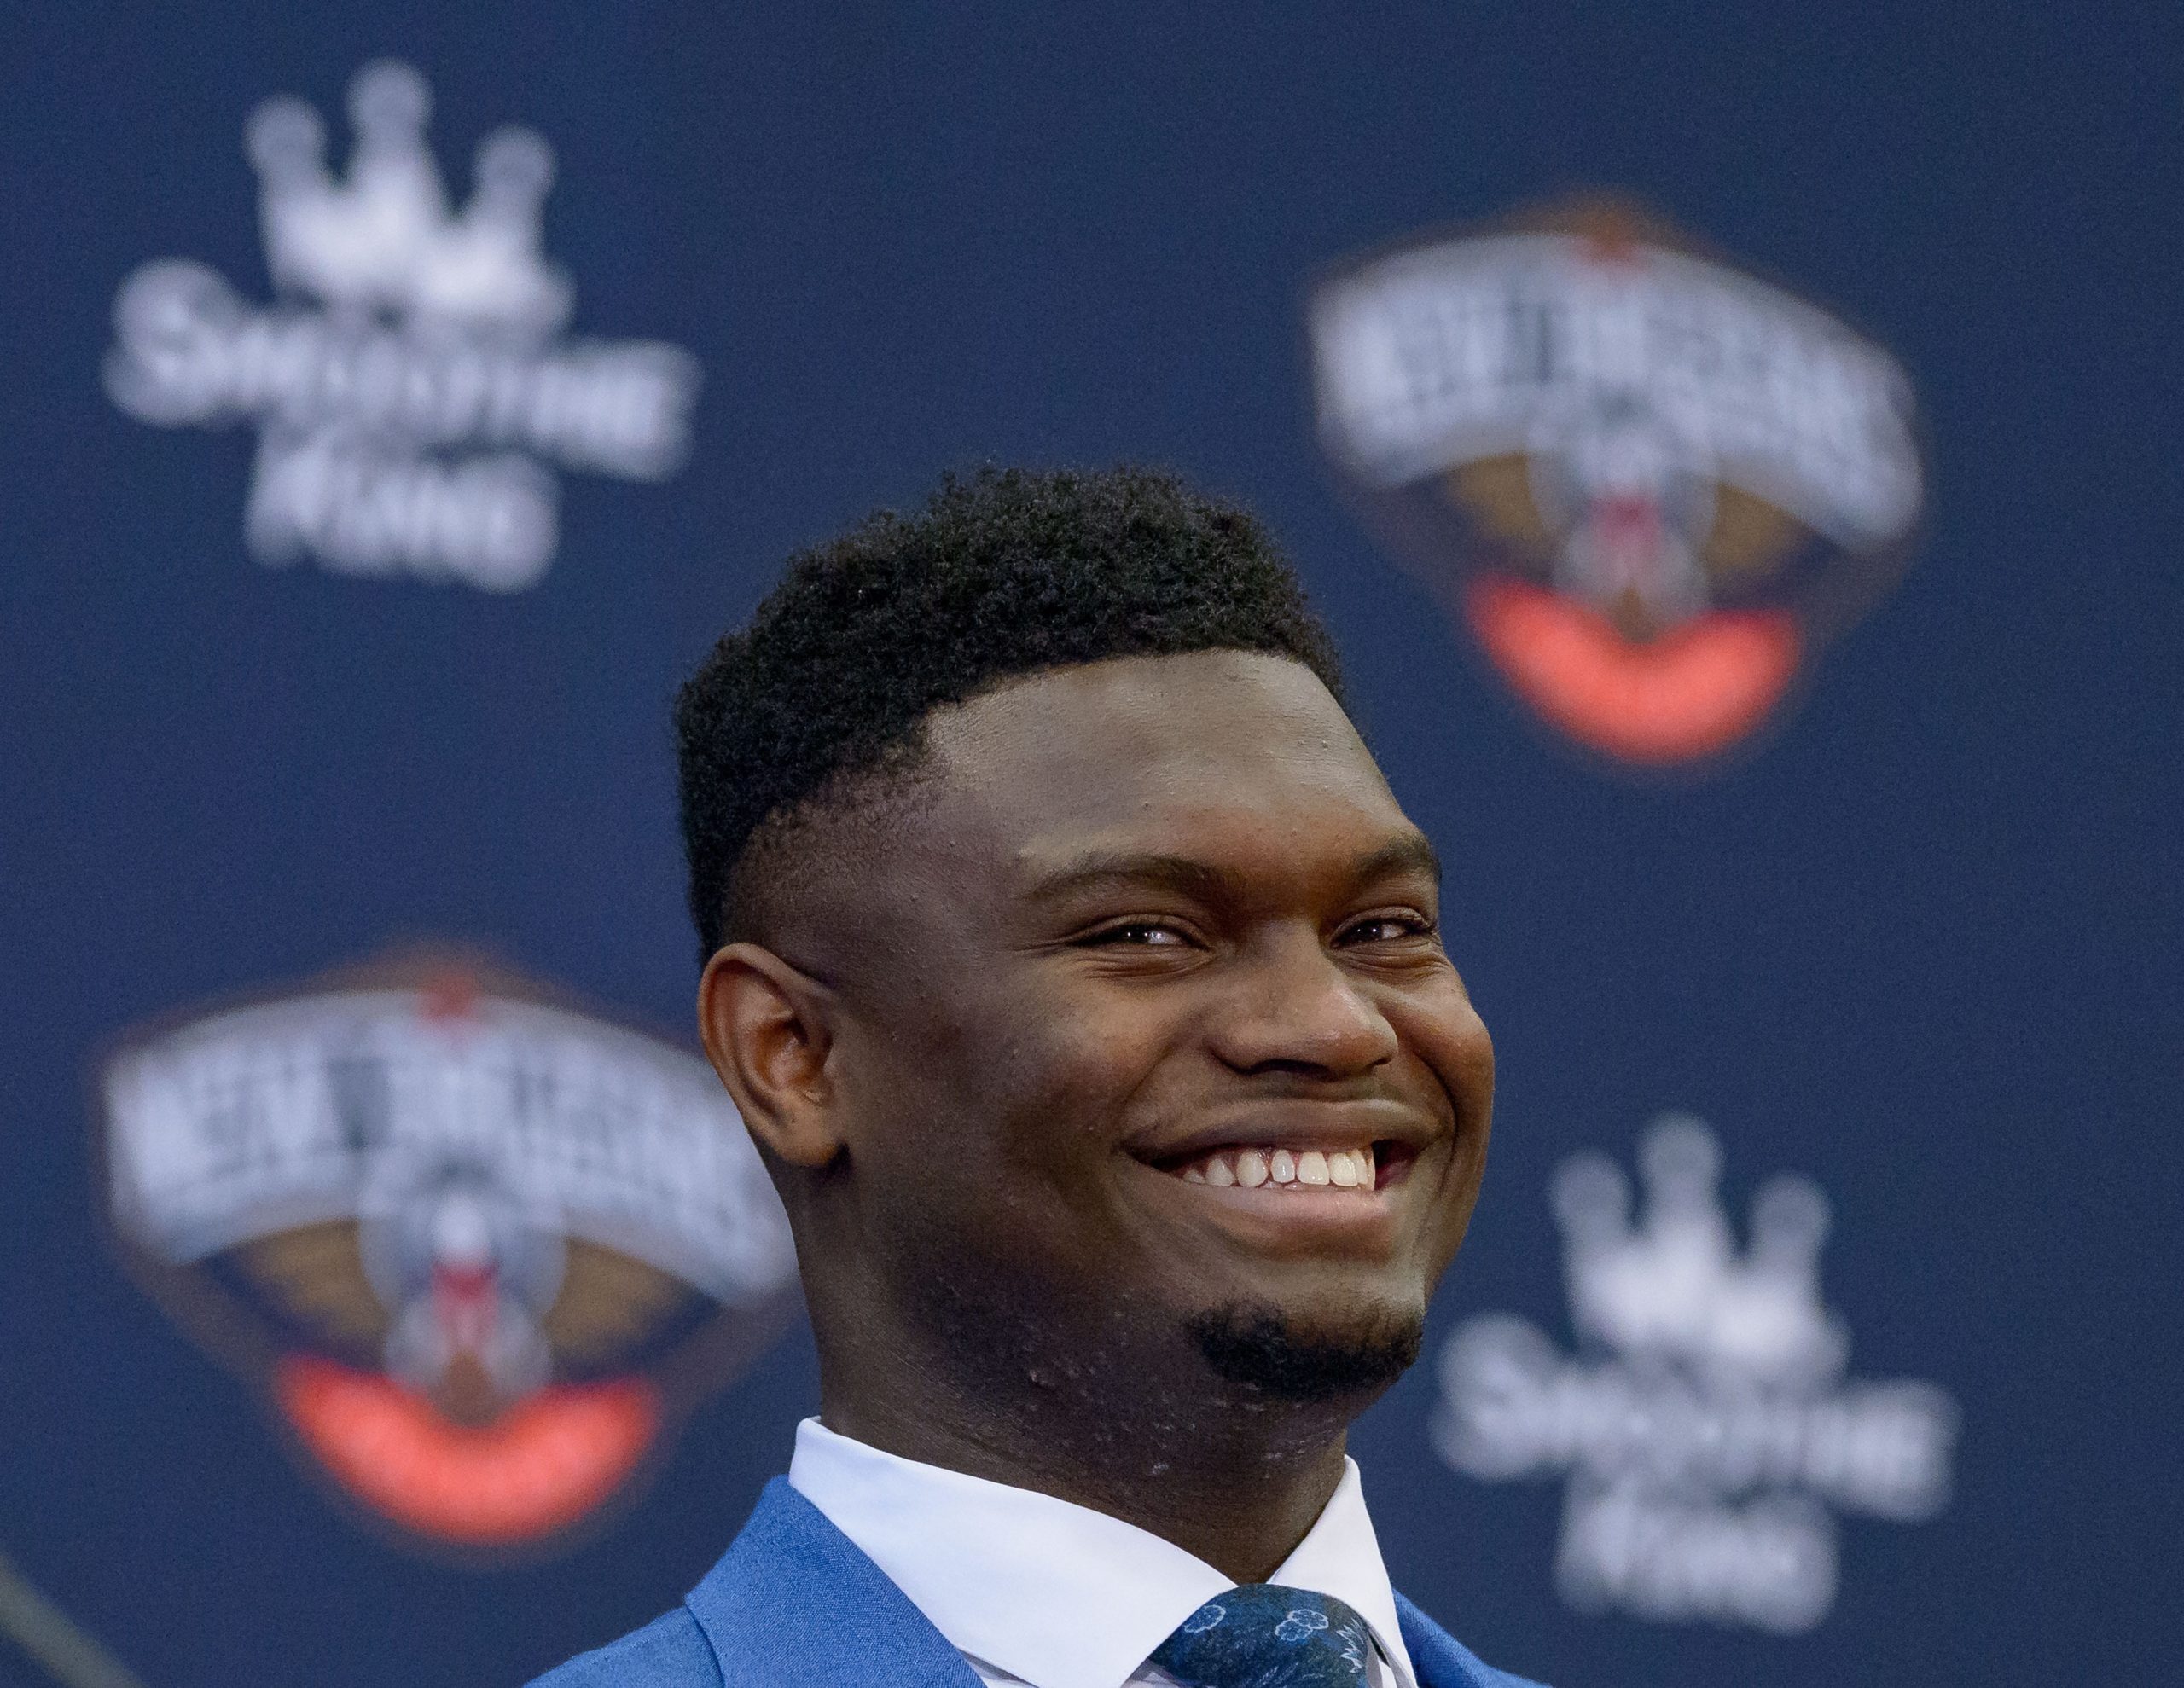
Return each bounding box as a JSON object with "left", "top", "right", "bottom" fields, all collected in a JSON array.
[{"left": 787, "top": 1418, "right": 1418, "bottom": 1688}]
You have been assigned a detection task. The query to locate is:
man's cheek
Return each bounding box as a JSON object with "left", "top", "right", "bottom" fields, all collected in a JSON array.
[
  {"left": 1018, "top": 1018, "right": 1158, "bottom": 1147},
  {"left": 1400, "top": 992, "right": 1494, "bottom": 1125}
]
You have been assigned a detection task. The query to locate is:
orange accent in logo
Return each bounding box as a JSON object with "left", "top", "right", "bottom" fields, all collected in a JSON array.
[
  {"left": 1466, "top": 575, "right": 1801, "bottom": 763},
  {"left": 276, "top": 1356, "right": 659, "bottom": 1544}
]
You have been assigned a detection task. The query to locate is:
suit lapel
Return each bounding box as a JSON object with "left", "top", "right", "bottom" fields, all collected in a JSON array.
[
  {"left": 682, "top": 1478, "right": 985, "bottom": 1688},
  {"left": 1396, "top": 1590, "right": 1525, "bottom": 1688},
  {"left": 683, "top": 1480, "right": 1531, "bottom": 1688}
]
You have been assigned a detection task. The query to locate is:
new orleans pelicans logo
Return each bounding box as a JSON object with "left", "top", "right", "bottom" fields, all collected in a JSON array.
[
  {"left": 99, "top": 957, "right": 799, "bottom": 1557},
  {"left": 1310, "top": 200, "right": 1926, "bottom": 764}
]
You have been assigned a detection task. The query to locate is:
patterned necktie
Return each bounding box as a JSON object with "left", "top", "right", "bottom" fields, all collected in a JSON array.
[{"left": 1148, "top": 1584, "right": 1376, "bottom": 1687}]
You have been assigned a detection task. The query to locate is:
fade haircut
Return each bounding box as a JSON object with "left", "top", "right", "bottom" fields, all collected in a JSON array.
[{"left": 675, "top": 465, "right": 1347, "bottom": 958}]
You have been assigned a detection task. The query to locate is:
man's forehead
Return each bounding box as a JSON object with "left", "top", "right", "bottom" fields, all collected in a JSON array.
[
  {"left": 912, "top": 650, "right": 1409, "bottom": 876},
  {"left": 926, "top": 648, "right": 1377, "bottom": 790}
]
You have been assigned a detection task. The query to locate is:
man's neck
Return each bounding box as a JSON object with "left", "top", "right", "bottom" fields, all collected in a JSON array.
[{"left": 816, "top": 1366, "right": 1358, "bottom": 1583}]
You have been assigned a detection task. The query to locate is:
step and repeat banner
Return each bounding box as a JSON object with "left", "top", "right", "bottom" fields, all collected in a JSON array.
[{"left": 4, "top": 5, "right": 2177, "bottom": 1686}]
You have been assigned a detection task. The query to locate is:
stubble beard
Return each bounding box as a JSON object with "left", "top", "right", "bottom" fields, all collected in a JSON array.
[
  {"left": 1185, "top": 1299, "right": 1426, "bottom": 1405},
  {"left": 885, "top": 1234, "right": 1428, "bottom": 1482}
]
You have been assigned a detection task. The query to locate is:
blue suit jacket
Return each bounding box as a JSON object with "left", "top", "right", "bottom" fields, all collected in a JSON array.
[{"left": 531, "top": 1478, "right": 1543, "bottom": 1688}]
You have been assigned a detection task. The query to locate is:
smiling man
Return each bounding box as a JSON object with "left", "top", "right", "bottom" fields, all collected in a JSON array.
[{"left": 533, "top": 467, "right": 1540, "bottom": 1688}]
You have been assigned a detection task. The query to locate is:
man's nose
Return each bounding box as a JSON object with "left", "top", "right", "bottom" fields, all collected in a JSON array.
[{"left": 1205, "top": 928, "right": 1399, "bottom": 1078}]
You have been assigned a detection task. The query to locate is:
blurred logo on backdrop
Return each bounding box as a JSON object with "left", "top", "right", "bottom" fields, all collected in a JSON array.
[
  {"left": 103, "top": 60, "right": 701, "bottom": 593},
  {"left": 1310, "top": 199, "right": 1925, "bottom": 765},
  {"left": 98, "top": 953, "right": 799, "bottom": 1559},
  {"left": 1434, "top": 1114, "right": 1956, "bottom": 1633}
]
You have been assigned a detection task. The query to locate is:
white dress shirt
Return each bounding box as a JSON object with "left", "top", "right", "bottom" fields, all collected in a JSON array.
[{"left": 787, "top": 1418, "right": 1419, "bottom": 1688}]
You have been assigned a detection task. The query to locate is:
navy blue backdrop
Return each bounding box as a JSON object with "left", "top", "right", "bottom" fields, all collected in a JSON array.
[{"left": 3, "top": 3, "right": 2179, "bottom": 1685}]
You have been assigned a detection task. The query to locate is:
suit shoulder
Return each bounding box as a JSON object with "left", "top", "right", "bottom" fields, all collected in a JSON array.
[
  {"left": 1394, "top": 1591, "right": 1550, "bottom": 1688},
  {"left": 526, "top": 1606, "right": 721, "bottom": 1687}
]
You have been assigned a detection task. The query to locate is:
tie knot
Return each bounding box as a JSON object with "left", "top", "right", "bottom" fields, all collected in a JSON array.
[{"left": 1150, "top": 1585, "right": 1374, "bottom": 1686}]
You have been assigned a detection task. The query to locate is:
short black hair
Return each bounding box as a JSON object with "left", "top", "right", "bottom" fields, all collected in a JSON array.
[{"left": 675, "top": 465, "right": 1346, "bottom": 957}]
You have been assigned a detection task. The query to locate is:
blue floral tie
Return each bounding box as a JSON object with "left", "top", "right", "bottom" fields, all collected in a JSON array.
[{"left": 1148, "top": 1585, "right": 1376, "bottom": 1687}]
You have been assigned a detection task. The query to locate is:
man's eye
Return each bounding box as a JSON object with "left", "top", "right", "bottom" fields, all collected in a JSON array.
[
  {"left": 1339, "top": 914, "right": 1435, "bottom": 946},
  {"left": 1078, "top": 921, "right": 1193, "bottom": 948}
]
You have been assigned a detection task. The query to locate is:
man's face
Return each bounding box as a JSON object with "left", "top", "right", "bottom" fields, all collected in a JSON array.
[{"left": 800, "top": 649, "right": 1494, "bottom": 1403}]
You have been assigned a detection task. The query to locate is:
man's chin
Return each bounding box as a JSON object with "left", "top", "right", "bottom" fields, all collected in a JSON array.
[{"left": 1185, "top": 1298, "right": 1425, "bottom": 1405}]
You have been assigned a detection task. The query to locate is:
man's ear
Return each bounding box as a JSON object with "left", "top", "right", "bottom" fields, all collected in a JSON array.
[{"left": 698, "top": 943, "right": 845, "bottom": 1169}]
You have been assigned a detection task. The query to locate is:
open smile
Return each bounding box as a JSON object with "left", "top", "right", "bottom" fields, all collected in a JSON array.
[
  {"left": 1145, "top": 1129, "right": 1423, "bottom": 1191},
  {"left": 1124, "top": 1132, "right": 1428, "bottom": 1251},
  {"left": 1179, "top": 1144, "right": 1376, "bottom": 1191}
]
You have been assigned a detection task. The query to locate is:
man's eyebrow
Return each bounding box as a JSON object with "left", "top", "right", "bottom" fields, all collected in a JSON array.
[
  {"left": 1023, "top": 852, "right": 1245, "bottom": 908},
  {"left": 1022, "top": 832, "right": 1442, "bottom": 907},
  {"left": 1354, "top": 831, "right": 1443, "bottom": 890}
]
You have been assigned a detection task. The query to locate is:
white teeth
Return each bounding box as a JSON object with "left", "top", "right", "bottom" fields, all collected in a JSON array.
[{"left": 1176, "top": 1146, "right": 1377, "bottom": 1190}]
